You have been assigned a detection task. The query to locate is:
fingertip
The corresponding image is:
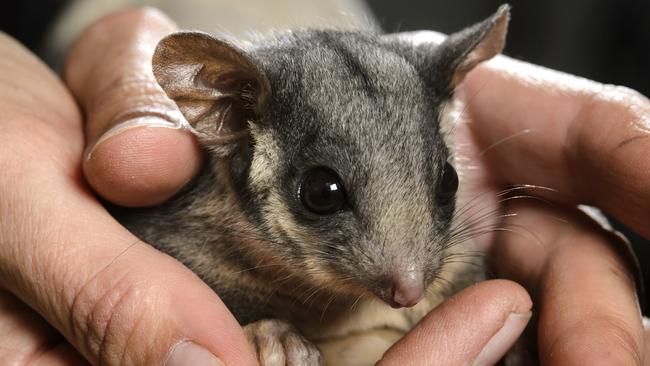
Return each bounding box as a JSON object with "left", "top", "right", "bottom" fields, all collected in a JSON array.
[
  {"left": 379, "top": 280, "right": 532, "bottom": 366},
  {"left": 448, "top": 280, "right": 533, "bottom": 316},
  {"left": 164, "top": 341, "right": 226, "bottom": 366},
  {"left": 169, "top": 285, "right": 258, "bottom": 366},
  {"left": 83, "top": 125, "right": 203, "bottom": 207}
]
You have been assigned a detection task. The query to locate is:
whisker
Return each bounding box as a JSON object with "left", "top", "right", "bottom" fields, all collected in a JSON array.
[
  {"left": 233, "top": 263, "right": 287, "bottom": 274},
  {"left": 446, "top": 76, "right": 494, "bottom": 136},
  {"left": 349, "top": 292, "right": 365, "bottom": 313},
  {"left": 477, "top": 128, "right": 536, "bottom": 157},
  {"left": 320, "top": 292, "right": 338, "bottom": 322}
]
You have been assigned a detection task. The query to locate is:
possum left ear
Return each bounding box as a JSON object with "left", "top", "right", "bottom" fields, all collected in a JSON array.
[
  {"left": 435, "top": 4, "right": 510, "bottom": 93},
  {"left": 152, "top": 31, "right": 270, "bottom": 155}
]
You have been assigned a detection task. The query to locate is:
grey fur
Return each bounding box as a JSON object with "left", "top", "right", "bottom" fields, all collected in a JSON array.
[{"left": 112, "top": 4, "right": 510, "bottom": 360}]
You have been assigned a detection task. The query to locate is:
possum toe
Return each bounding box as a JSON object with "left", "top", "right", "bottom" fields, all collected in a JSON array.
[{"left": 244, "top": 319, "right": 322, "bottom": 366}]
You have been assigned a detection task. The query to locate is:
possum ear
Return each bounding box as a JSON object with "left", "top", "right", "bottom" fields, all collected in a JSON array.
[
  {"left": 152, "top": 31, "right": 270, "bottom": 151},
  {"left": 435, "top": 4, "right": 510, "bottom": 92}
]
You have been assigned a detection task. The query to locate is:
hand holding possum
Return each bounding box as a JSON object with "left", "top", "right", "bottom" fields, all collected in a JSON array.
[
  {"left": 117, "top": 7, "right": 528, "bottom": 365},
  {"left": 0, "top": 6, "right": 649, "bottom": 366}
]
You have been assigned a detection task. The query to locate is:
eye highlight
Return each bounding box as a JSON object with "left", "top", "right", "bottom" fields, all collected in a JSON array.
[
  {"left": 299, "top": 166, "right": 347, "bottom": 215},
  {"left": 438, "top": 162, "right": 459, "bottom": 204}
]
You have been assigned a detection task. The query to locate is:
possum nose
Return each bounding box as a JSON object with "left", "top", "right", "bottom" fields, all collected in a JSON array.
[{"left": 389, "top": 272, "right": 424, "bottom": 308}]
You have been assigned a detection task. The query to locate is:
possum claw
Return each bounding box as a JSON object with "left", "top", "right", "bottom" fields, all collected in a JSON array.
[{"left": 244, "top": 319, "right": 322, "bottom": 366}]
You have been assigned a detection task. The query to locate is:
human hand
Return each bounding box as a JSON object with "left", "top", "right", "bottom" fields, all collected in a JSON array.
[
  {"left": 0, "top": 8, "right": 257, "bottom": 366},
  {"left": 379, "top": 31, "right": 649, "bottom": 365},
  {"left": 72, "top": 12, "right": 649, "bottom": 365},
  {"left": 3, "top": 8, "right": 646, "bottom": 366},
  {"left": 463, "top": 52, "right": 649, "bottom": 365}
]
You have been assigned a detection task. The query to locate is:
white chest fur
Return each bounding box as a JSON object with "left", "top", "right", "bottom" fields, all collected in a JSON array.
[
  {"left": 297, "top": 287, "right": 444, "bottom": 365},
  {"left": 300, "top": 257, "right": 480, "bottom": 365}
]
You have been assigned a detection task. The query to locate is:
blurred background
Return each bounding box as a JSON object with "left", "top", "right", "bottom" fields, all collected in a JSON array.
[{"left": 1, "top": 0, "right": 649, "bottom": 305}]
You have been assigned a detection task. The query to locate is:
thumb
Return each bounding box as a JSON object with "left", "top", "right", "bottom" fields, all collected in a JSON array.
[
  {"left": 0, "top": 30, "right": 257, "bottom": 365},
  {"left": 65, "top": 7, "right": 202, "bottom": 207},
  {"left": 379, "top": 280, "right": 532, "bottom": 366}
]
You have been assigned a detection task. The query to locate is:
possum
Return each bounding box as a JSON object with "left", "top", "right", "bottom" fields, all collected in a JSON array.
[{"left": 112, "top": 5, "right": 510, "bottom": 365}]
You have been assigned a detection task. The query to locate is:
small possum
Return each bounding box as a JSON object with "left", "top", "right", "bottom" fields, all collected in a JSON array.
[{"left": 114, "top": 5, "right": 510, "bottom": 365}]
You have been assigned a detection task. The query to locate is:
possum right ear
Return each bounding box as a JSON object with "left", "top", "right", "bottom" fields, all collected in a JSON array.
[
  {"left": 152, "top": 32, "right": 270, "bottom": 153},
  {"left": 433, "top": 4, "right": 509, "bottom": 95}
]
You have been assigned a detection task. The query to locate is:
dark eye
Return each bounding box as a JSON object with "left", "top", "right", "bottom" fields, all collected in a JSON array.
[
  {"left": 299, "top": 166, "right": 347, "bottom": 215},
  {"left": 438, "top": 162, "right": 459, "bottom": 204}
]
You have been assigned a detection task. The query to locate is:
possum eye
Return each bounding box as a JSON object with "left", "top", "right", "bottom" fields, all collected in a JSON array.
[
  {"left": 438, "top": 162, "right": 459, "bottom": 204},
  {"left": 300, "top": 167, "right": 347, "bottom": 215}
]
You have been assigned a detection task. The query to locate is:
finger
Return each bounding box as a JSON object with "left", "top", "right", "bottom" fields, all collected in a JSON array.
[
  {"left": 459, "top": 54, "right": 650, "bottom": 237},
  {"left": 0, "top": 291, "right": 88, "bottom": 366},
  {"left": 492, "top": 202, "right": 644, "bottom": 365},
  {"left": 3, "top": 193, "right": 257, "bottom": 365},
  {"left": 0, "top": 33, "right": 256, "bottom": 365},
  {"left": 65, "top": 7, "right": 203, "bottom": 207},
  {"left": 378, "top": 280, "right": 532, "bottom": 366}
]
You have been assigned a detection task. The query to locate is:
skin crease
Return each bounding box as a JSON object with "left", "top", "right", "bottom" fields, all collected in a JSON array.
[
  {"left": 457, "top": 53, "right": 650, "bottom": 365},
  {"left": 460, "top": 55, "right": 650, "bottom": 237},
  {"left": 0, "top": 6, "right": 648, "bottom": 366},
  {"left": 0, "top": 11, "right": 256, "bottom": 366}
]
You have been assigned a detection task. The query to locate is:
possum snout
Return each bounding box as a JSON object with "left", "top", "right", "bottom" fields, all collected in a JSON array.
[{"left": 376, "top": 267, "right": 425, "bottom": 308}]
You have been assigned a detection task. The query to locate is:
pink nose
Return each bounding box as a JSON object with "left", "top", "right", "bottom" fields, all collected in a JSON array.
[
  {"left": 391, "top": 282, "right": 424, "bottom": 308},
  {"left": 387, "top": 271, "right": 425, "bottom": 308}
]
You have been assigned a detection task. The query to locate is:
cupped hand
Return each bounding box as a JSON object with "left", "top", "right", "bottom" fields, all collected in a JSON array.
[
  {"left": 0, "top": 8, "right": 256, "bottom": 366},
  {"left": 2, "top": 9, "right": 648, "bottom": 366},
  {"left": 378, "top": 32, "right": 650, "bottom": 365},
  {"left": 460, "top": 54, "right": 650, "bottom": 365}
]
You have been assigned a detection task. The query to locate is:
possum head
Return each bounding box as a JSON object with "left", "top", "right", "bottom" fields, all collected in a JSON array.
[{"left": 152, "top": 5, "right": 509, "bottom": 308}]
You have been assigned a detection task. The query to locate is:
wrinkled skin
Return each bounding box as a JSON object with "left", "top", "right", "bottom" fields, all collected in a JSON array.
[{"left": 0, "top": 7, "right": 649, "bottom": 366}]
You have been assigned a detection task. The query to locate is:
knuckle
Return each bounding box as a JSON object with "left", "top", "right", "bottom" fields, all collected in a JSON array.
[
  {"left": 598, "top": 317, "right": 644, "bottom": 366},
  {"left": 546, "top": 316, "right": 642, "bottom": 366},
  {"left": 68, "top": 268, "right": 156, "bottom": 365},
  {"left": 609, "top": 316, "right": 644, "bottom": 362},
  {"left": 86, "top": 75, "right": 183, "bottom": 143},
  {"left": 559, "top": 224, "right": 638, "bottom": 291},
  {"left": 566, "top": 82, "right": 650, "bottom": 196},
  {"left": 90, "top": 77, "right": 176, "bottom": 120}
]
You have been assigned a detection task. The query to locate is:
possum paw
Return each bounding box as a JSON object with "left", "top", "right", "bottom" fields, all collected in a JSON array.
[{"left": 244, "top": 319, "right": 322, "bottom": 366}]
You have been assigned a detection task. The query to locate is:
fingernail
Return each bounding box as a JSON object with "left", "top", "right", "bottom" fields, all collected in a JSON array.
[
  {"left": 165, "top": 341, "right": 225, "bottom": 366},
  {"left": 472, "top": 311, "right": 532, "bottom": 366},
  {"left": 85, "top": 116, "right": 178, "bottom": 160}
]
